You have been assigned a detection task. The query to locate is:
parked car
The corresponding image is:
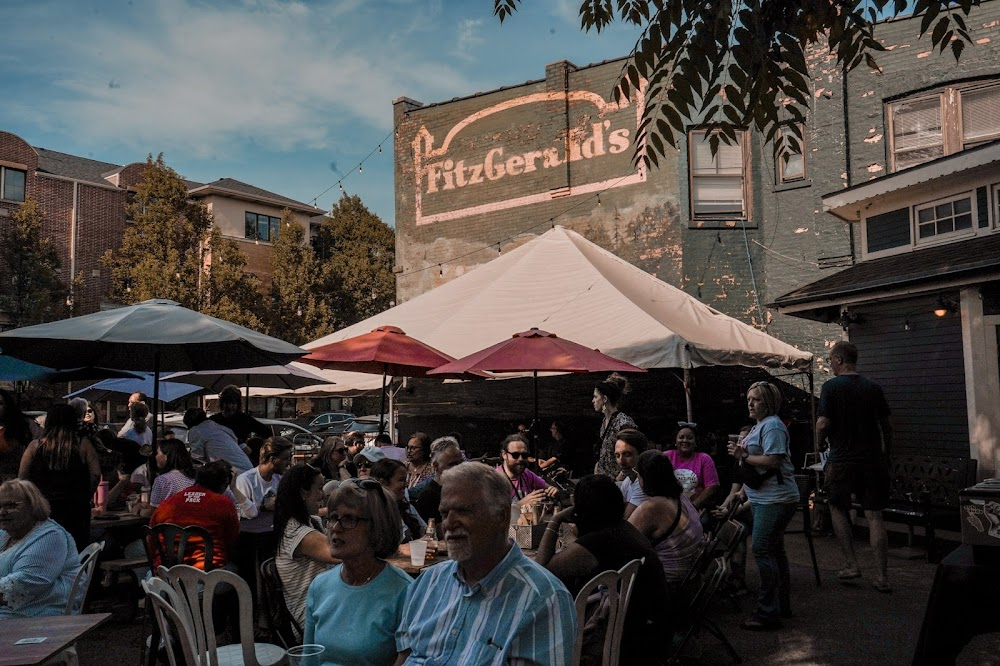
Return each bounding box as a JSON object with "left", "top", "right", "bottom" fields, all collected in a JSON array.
[
  {"left": 342, "top": 415, "right": 395, "bottom": 443},
  {"left": 162, "top": 416, "right": 323, "bottom": 456},
  {"left": 305, "top": 411, "right": 356, "bottom": 433}
]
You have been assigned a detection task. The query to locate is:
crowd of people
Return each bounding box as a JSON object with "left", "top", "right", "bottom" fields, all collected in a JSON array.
[{"left": 0, "top": 346, "right": 897, "bottom": 664}]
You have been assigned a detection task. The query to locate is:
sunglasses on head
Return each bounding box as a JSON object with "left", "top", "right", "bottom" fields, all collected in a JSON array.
[{"left": 504, "top": 450, "right": 529, "bottom": 460}]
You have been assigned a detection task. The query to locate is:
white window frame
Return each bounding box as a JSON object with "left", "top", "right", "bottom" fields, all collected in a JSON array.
[
  {"left": 913, "top": 191, "right": 976, "bottom": 246},
  {"left": 688, "top": 129, "right": 751, "bottom": 225},
  {"left": 0, "top": 165, "right": 26, "bottom": 203},
  {"left": 776, "top": 123, "right": 806, "bottom": 184}
]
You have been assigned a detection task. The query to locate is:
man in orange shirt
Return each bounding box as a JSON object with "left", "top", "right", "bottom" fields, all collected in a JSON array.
[{"left": 148, "top": 462, "right": 239, "bottom": 571}]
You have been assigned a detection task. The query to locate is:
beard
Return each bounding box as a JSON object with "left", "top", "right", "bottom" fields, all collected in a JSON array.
[{"left": 445, "top": 530, "right": 472, "bottom": 562}]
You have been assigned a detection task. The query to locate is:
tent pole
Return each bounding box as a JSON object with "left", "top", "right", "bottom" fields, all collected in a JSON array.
[
  {"left": 245, "top": 374, "right": 250, "bottom": 414},
  {"left": 809, "top": 362, "right": 818, "bottom": 456},
  {"left": 532, "top": 370, "right": 539, "bottom": 459},
  {"left": 683, "top": 367, "right": 694, "bottom": 423}
]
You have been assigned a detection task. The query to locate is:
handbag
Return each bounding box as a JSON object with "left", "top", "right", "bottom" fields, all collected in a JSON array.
[{"left": 734, "top": 458, "right": 781, "bottom": 490}]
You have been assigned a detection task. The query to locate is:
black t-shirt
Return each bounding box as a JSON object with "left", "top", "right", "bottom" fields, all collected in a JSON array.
[
  {"left": 573, "top": 520, "right": 673, "bottom": 660},
  {"left": 209, "top": 412, "right": 270, "bottom": 445},
  {"left": 409, "top": 478, "right": 442, "bottom": 524},
  {"left": 818, "top": 374, "right": 891, "bottom": 463}
]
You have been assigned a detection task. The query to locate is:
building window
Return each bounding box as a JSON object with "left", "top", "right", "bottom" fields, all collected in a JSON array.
[
  {"left": 245, "top": 212, "right": 281, "bottom": 242},
  {"left": 688, "top": 129, "right": 751, "bottom": 222},
  {"left": 0, "top": 166, "right": 26, "bottom": 202},
  {"left": 914, "top": 192, "right": 974, "bottom": 243},
  {"left": 776, "top": 124, "right": 806, "bottom": 184},
  {"left": 888, "top": 80, "right": 1000, "bottom": 172}
]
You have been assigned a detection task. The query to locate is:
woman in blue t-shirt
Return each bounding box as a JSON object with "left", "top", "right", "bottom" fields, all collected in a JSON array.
[{"left": 728, "top": 381, "right": 799, "bottom": 631}]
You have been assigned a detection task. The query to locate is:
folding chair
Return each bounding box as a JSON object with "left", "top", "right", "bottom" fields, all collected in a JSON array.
[
  {"left": 65, "top": 540, "right": 105, "bottom": 615},
  {"left": 669, "top": 557, "right": 742, "bottom": 665},
  {"left": 259, "top": 557, "right": 303, "bottom": 648},
  {"left": 572, "top": 558, "right": 643, "bottom": 666}
]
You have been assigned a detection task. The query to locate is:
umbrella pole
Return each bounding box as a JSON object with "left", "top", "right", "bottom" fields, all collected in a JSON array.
[
  {"left": 379, "top": 368, "right": 388, "bottom": 436},
  {"left": 532, "top": 370, "right": 539, "bottom": 459},
  {"left": 245, "top": 374, "right": 250, "bottom": 415},
  {"left": 683, "top": 367, "right": 694, "bottom": 423},
  {"left": 152, "top": 350, "right": 161, "bottom": 435}
]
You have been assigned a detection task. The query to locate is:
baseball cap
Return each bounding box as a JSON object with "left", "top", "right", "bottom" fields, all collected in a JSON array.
[{"left": 354, "top": 447, "right": 386, "bottom": 466}]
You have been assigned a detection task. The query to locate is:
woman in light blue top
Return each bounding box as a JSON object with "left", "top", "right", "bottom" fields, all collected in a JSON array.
[
  {"left": 0, "top": 478, "right": 80, "bottom": 618},
  {"left": 303, "top": 478, "right": 411, "bottom": 666},
  {"left": 729, "top": 381, "right": 799, "bottom": 631}
]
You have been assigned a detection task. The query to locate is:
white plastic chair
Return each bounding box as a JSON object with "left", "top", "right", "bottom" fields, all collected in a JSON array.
[
  {"left": 65, "top": 540, "right": 105, "bottom": 615},
  {"left": 572, "top": 558, "right": 642, "bottom": 666},
  {"left": 144, "top": 564, "right": 285, "bottom": 666}
]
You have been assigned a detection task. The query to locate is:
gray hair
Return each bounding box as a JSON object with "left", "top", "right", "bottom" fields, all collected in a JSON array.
[
  {"left": 0, "top": 478, "right": 51, "bottom": 522},
  {"left": 440, "top": 462, "right": 511, "bottom": 521},
  {"left": 327, "top": 479, "right": 402, "bottom": 559},
  {"left": 430, "top": 436, "right": 461, "bottom": 463},
  {"left": 67, "top": 397, "right": 89, "bottom": 421}
]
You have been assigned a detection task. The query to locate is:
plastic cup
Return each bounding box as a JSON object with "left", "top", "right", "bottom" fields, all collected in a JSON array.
[
  {"left": 409, "top": 539, "right": 428, "bottom": 567},
  {"left": 286, "top": 644, "right": 324, "bottom": 666}
]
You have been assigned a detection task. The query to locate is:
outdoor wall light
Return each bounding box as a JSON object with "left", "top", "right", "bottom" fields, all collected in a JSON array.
[
  {"left": 837, "top": 307, "right": 860, "bottom": 330},
  {"left": 933, "top": 296, "right": 959, "bottom": 318}
]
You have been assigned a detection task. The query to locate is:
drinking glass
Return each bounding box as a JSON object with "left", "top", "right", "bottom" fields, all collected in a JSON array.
[
  {"left": 409, "top": 539, "right": 428, "bottom": 567},
  {"left": 286, "top": 644, "right": 324, "bottom": 666}
]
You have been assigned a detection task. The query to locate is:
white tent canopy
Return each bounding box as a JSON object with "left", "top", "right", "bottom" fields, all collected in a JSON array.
[{"left": 292, "top": 226, "right": 811, "bottom": 394}]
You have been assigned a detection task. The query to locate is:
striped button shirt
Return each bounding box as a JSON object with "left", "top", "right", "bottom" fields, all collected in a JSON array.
[{"left": 396, "top": 542, "right": 576, "bottom": 665}]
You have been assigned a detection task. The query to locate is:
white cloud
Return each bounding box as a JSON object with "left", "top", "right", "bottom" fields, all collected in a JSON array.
[
  {"left": 4, "top": 0, "right": 477, "bottom": 157},
  {"left": 453, "top": 18, "right": 484, "bottom": 62}
]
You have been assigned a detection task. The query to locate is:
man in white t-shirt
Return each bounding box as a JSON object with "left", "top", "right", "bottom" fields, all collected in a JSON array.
[{"left": 234, "top": 437, "right": 293, "bottom": 519}]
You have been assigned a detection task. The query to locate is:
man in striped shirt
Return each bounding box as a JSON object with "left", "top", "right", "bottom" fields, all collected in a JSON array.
[{"left": 394, "top": 462, "right": 576, "bottom": 665}]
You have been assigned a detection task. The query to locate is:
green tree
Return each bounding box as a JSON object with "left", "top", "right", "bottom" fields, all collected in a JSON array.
[
  {"left": 0, "top": 197, "right": 66, "bottom": 327},
  {"left": 312, "top": 194, "right": 395, "bottom": 330},
  {"left": 265, "top": 209, "right": 336, "bottom": 345},
  {"left": 102, "top": 155, "right": 260, "bottom": 328},
  {"left": 493, "top": 0, "right": 981, "bottom": 164}
]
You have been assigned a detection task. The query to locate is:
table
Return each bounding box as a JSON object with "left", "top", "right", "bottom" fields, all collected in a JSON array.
[
  {"left": 912, "top": 544, "right": 1000, "bottom": 664},
  {"left": 91, "top": 510, "right": 149, "bottom": 529},
  {"left": 0, "top": 613, "right": 111, "bottom": 666},
  {"left": 386, "top": 551, "right": 447, "bottom": 576}
]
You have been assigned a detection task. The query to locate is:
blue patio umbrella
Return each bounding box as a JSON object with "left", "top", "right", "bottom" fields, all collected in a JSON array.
[
  {"left": 64, "top": 374, "right": 203, "bottom": 404},
  {"left": 0, "top": 355, "right": 145, "bottom": 383}
]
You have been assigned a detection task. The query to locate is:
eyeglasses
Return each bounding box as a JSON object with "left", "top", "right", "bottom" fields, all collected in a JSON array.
[
  {"left": 0, "top": 501, "right": 23, "bottom": 512},
  {"left": 406, "top": 446, "right": 423, "bottom": 452},
  {"left": 504, "top": 450, "right": 529, "bottom": 460},
  {"left": 356, "top": 461, "right": 372, "bottom": 469},
  {"left": 328, "top": 513, "right": 370, "bottom": 530}
]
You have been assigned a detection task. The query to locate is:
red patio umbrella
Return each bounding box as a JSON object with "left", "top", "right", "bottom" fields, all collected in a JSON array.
[
  {"left": 427, "top": 328, "right": 645, "bottom": 449},
  {"left": 300, "top": 325, "right": 472, "bottom": 433}
]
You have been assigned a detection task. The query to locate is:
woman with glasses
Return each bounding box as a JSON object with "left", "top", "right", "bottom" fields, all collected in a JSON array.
[
  {"left": 18, "top": 404, "right": 101, "bottom": 551},
  {"left": 0, "top": 479, "right": 81, "bottom": 618},
  {"left": 665, "top": 423, "right": 721, "bottom": 511},
  {"left": 310, "top": 436, "right": 355, "bottom": 483},
  {"left": 404, "top": 432, "right": 433, "bottom": 489},
  {"left": 274, "top": 464, "right": 337, "bottom": 636},
  {"left": 727, "top": 381, "right": 799, "bottom": 630},
  {"left": 592, "top": 373, "right": 636, "bottom": 477},
  {"left": 303, "top": 478, "right": 412, "bottom": 665}
]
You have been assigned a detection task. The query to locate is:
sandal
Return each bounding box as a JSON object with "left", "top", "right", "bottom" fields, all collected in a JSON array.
[
  {"left": 872, "top": 580, "right": 893, "bottom": 594},
  {"left": 837, "top": 568, "right": 862, "bottom": 580}
]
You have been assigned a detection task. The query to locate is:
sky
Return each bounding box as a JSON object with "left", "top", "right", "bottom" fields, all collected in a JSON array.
[{"left": 0, "top": 0, "right": 644, "bottom": 227}]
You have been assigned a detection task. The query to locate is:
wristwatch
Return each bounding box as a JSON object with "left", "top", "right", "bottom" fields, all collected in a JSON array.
[{"left": 740, "top": 450, "right": 750, "bottom": 462}]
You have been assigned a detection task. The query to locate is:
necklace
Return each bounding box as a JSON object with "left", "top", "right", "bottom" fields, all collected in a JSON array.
[{"left": 341, "top": 560, "right": 384, "bottom": 586}]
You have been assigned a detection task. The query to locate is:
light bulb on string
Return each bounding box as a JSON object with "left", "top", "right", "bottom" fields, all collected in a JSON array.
[
  {"left": 378, "top": 145, "right": 382, "bottom": 154},
  {"left": 438, "top": 264, "right": 443, "bottom": 276},
  {"left": 358, "top": 164, "right": 363, "bottom": 174}
]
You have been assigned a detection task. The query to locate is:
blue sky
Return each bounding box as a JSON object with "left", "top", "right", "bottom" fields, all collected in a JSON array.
[{"left": 0, "top": 0, "right": 643, "bottom": 226}]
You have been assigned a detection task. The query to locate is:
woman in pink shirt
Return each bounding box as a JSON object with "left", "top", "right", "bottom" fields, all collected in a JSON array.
[{"left": 664, "top": 423, "right": 720, "bottom": 510}]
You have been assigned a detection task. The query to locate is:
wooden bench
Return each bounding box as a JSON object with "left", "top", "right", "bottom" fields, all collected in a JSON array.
[{"left": 880, "top": 454, "right": 977, "bottom": 561}]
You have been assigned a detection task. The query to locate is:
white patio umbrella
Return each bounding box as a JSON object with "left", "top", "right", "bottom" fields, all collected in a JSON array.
[
  {"left": 0, "top": 299, "right": 305, "bottom": 426},
  {"left": 162, "top": 362, "right": 332, "bottom": 410}
]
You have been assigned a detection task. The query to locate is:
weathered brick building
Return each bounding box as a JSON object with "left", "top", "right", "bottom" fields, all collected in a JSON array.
[
  {"left": 392, "top": 6, "right": 1000, "bottom": 379},
  {"left": 0, "top": 131, "right": 323, "bottom": 324}
]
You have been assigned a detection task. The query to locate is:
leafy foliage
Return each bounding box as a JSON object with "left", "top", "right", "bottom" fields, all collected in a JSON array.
[
  {"left": 312, "top": 194, "right": 396, "bottom": 331},
  {"left": 264, "top": 209, "right": 337, "bottom": 345},
  {"left": 0, "top": 197, "right": 66, "bottom": 327},
  {"left": 102, "top": 155, "right": 260, "bottom": 328},
  {"left": 493, "top": 0, "right": 981, "bottom": 165}
]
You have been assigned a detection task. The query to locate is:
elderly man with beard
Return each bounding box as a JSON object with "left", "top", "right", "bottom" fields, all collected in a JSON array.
[
  {"left": 497, "top": 433, "right": 557, "bottom": 509},
  {"left": 394, "top": 462, "right": 576, "bottom": 665}
]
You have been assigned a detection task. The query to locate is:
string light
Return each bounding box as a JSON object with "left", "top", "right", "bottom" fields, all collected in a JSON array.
[
  {"left": 597, "top": 194, "right": 602, "bottom": 206},
  {"left": 358, "top": 164, "right": 363, "bottom": 174}
]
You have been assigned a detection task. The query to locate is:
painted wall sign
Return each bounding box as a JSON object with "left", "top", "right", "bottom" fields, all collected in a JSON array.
[{"left": 412, "top": 88, "right": 647, "bottom": 226}]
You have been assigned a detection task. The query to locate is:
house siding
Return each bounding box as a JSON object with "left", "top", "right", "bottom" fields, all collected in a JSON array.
[{"left": 850, "top": 293, "right": 969, "bottom": 458}]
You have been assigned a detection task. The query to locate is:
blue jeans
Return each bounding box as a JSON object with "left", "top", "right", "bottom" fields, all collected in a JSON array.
[{"left": 750, "top": 501, "right": 797, "bottom": 620}]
